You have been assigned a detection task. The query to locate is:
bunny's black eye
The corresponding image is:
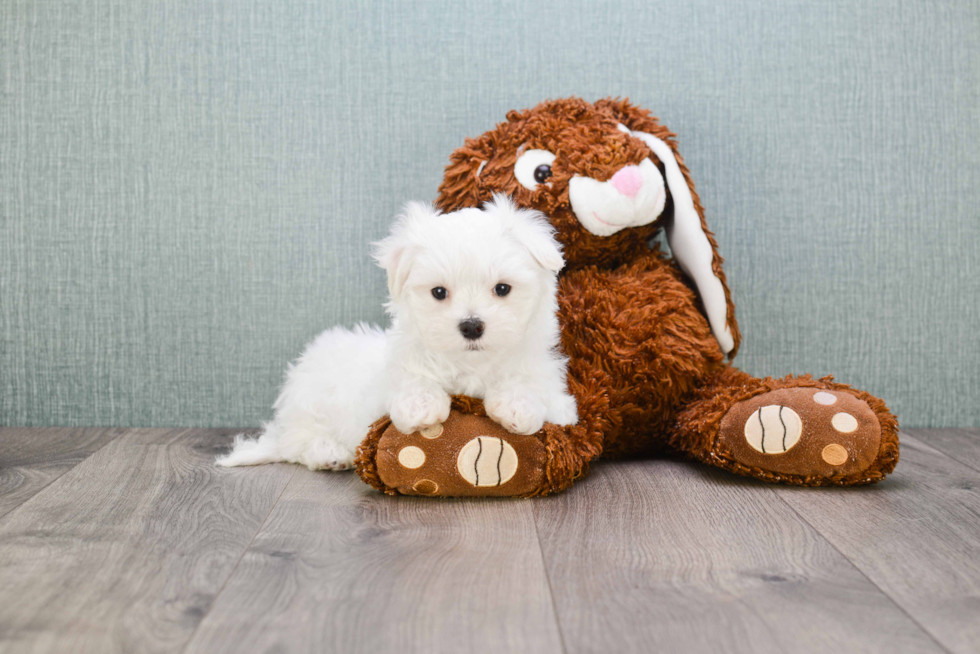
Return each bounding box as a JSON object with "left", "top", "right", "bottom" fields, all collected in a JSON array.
[
  {"left": 431, "top": 287, "right": 448, "bottom": 300},
  {"left": 494, "top": 283, "right": 511, "bottom": 297},
  {"left": 514, "top": 149, "right": 556, "bottom": 190}
]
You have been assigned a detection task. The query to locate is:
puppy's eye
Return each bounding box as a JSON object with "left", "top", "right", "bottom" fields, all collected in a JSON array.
[
  {"left": 431, "top": 287, "right": 448, "bottom": 300},
  {"left": 514, "top": 149, "right": 556, "bottom": 190},
  {"left": 494, "top": 283, "right": 511, "bottom": 297}
]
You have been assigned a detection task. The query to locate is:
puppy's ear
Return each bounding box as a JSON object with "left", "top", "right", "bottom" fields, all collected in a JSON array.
[
  {"left": 372, "top": 202, "right": 438, "bottom": 300},
  {"left": 486, "top": 193, "right": 565, "bottom": 273}
]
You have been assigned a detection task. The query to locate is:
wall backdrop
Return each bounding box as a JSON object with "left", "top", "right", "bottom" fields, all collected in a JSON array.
[{"left": 2, "top": 0, "right": 978, "bottom": 428}]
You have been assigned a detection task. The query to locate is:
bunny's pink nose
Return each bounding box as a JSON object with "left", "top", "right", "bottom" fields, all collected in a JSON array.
[{"left": 610, "top": 165, "right": 643, "bottom": 198}]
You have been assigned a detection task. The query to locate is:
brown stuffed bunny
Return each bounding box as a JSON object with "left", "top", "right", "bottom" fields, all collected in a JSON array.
[{"left": 356, "top": 97, "right": 899, "bottom": 497}]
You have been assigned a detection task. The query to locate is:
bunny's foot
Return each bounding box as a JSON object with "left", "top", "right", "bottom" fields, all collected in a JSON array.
[
  {"left": 356, "top": 396, "right": 593, "bottom": 497},
  {"left": 672, "top": 368, "right": 900, "bottom": 486}
]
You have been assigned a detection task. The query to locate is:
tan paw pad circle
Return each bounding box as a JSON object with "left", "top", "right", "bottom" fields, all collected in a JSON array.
[
  {"left": 813, "top": 391, "right": 838, "bottom": 406},
  {"left": 744, "top": 405, "right": 803, "bottom": 454},
  {"left": 831, "top": 412, "right": 858, "bottom": 433},
  {"left": 822, "top": 443, "right": 849, "bottom": 466},
  {"left": 420, "top": 424, "right": 443, "bottom": 439},
  {"left": 398, "top": 445, "right": 426, "bottom": 469},
  {"left": 457, "top": 436, "right": 518, "bottom": 487},
  {"left": 412, "top": 479, "right": 439, "bottom": 495}
]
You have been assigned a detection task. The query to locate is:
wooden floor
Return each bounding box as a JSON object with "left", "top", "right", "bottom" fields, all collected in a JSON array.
[{"left": 1, "top": 428, "right": 979, "bottom": 654}]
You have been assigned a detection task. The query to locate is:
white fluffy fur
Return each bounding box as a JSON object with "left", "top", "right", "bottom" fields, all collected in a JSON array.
[{"left": 217, "top": 195, "right": 578, "bottom": 471}]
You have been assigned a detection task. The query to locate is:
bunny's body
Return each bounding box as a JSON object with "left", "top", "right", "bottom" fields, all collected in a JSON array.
[{"left": 357, "top": 98, "right": 898, "bottom": 496}]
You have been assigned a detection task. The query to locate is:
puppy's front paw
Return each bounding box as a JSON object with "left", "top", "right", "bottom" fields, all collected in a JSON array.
[
  {"left": 390, "top": 388, "right": 451, "bottom": 434},
  {"left": 485, "top": 391, "right": 547, "bottom": 435},
  {"left": 547, "top": 392, "right": 579, "bottom": 427}
]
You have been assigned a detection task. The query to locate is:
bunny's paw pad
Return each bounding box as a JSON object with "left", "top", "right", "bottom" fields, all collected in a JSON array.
[
  {"left": 374, "top": 410, "right": 546, "bottom": 497},
  {"left": 717, "top": 388, "right": 882, "bottom": 479}
]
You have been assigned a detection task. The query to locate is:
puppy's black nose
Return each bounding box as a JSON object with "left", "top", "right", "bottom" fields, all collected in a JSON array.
[{"left": 459, "top": 318, "right": 485, "bottom": 340}]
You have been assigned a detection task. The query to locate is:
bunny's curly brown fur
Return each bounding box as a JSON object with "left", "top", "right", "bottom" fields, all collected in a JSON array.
[{"left": 356, "top": 97, "right": 898, "bottom": 496}]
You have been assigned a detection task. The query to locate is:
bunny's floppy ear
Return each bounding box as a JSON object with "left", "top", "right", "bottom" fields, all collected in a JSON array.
[
  {"left": 597, "top": 98, "right": 741, "bottom": 356},
  {"left": 372, "top": 202, "right": 438, "bottom": 300},
  {"left": 484, "top": 193, "right": 565, "bottom": 273},
  {"left": 437, "top": 110, "right": 533, "bottom": 214},
  {"left": 436, "top": 130, "right": 497, "bottom": 213}
]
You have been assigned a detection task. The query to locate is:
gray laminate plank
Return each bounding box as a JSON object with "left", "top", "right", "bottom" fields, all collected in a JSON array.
[
  {"left": 908, "top": 428, "right": 980, "bottom": 475},
  {"left": 775, "top": 432, "right": 980, "bottom": 654},
  {"left": 183, "top": 468, "right": 564, "bottom": 654},
  {"left": 0, "top": 428, "right": 295, "bottom": 654},
  {"left": 0, "top": 427, "right": 124, "bottom": 519},
  {"left": 534, "top": 459, "right": 944, "bottom": 654}
]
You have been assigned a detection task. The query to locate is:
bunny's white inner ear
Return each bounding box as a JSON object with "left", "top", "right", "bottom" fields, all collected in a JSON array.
[{"left": 619, "top": 124, "right": 735, "bottom": 354}]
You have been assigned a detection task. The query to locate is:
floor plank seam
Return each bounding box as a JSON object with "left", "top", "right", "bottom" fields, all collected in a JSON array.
[
  {"left": 0, "top": 427, "right": 128, "bottom": 522},
  {"left": 905, "top": 430, "right": 980, "bottom": 476},
  {"left": 768, "top": 486, "right": 955, "bottom": 654},
  {"left": 900, "top": 432, "right": 980, "bottom": 496},
  {"left": 178, "top": 463, "right": 299, "bottom": 654},
  {"left": 531, "top": 505, "right": 570, "bottom": 654}
]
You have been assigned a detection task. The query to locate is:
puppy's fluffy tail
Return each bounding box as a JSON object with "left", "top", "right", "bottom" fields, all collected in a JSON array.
[
  {"left": 216, "top": 322, "right": 389, "bottom": 469},
  {"left": 216, "top": 422, "right": 283, "bottom": 467}
]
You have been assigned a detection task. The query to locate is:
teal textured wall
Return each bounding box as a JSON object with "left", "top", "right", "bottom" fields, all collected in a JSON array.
[{"left": 2, "top": 0, "right": 978, "bottom": 428}]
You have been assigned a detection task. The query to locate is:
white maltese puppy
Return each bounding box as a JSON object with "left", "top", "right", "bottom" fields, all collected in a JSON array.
[{"left": 217, "top": 194, "right": 578, "bottom": 471}]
